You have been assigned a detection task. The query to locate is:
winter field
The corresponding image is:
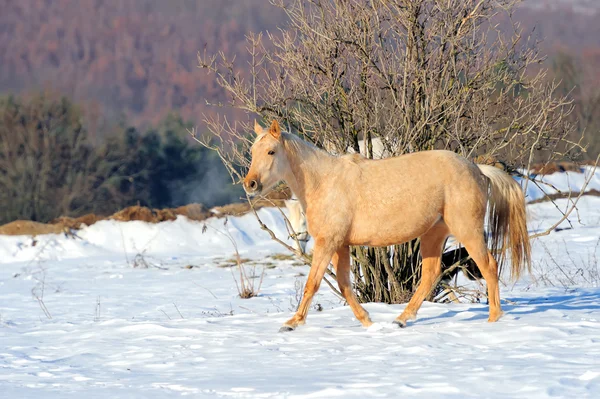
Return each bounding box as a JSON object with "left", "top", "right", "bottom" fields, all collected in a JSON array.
[{"left": 1, "top": 167, "right": 600, "bottom": 398}]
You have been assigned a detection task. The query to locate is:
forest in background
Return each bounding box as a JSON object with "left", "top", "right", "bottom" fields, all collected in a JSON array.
[
  {"left": 1, "top": 1, "right": 599, "bottom": 136},
  {"left": 0, "top": 0, "right": 599, "bottom": 224},
  {"left": 0, "top": 92, "right": 243, "bottom": 225},
  {"left": 0, "top": 0, "right": 286, "bottom": 129}
]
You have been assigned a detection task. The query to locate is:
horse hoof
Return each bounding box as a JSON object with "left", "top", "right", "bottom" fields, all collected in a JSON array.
[
  {"left": 393, "top": 320, "right": 407, "bottom": 328},
  {"left": 279, "top": 326, "right": 295, "bottom": 333}
]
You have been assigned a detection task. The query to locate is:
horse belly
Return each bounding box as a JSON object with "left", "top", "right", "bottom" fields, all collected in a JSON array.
[{"left": 347, "top": 200, "right": 442, "bottom": 246}]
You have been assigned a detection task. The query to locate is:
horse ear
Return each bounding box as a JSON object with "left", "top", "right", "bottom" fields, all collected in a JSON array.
[
  {"left": 254, "top": 120, "right": 263, "bottom": 135},
  {"left": 268, "top": 120, "right": 281, "bottom": 140}
]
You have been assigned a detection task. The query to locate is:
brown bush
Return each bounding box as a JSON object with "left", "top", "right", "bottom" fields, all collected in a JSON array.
[
  {"left": 473, "top": 155, "right": 498, "bottom": 165},
  {"left": 581, "top": 159, "right": 599, "bottom": 166}
]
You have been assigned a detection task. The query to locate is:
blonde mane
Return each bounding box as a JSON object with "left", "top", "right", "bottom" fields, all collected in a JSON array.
[{"left": 281, "top": 132, "right": 325, "bottom": 158}]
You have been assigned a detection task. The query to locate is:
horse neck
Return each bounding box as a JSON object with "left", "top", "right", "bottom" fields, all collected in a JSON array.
[{"left": 281, "top": 136, "right": 333, "bottom": 209}]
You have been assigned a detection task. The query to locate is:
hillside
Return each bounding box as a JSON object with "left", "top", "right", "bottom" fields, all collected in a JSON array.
[
  {"left": 0, "top": 0, "right": 599, "bottom": 130},
  {"left": 0, "top": 0, "right": 285, "bottom": 127}
]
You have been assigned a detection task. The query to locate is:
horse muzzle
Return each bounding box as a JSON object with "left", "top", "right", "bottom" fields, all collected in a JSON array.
[{"left": 243, "top": 178, "right": 262, "bottom": 197}]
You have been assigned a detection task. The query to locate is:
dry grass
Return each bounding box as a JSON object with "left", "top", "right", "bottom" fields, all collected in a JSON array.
[
  {"left": 530, "top": 161, "right": 585, "bottom": 175},
  {"left": 0, "top": 220, "right": 70, "bottom": 236},
  {"left": 218, "top": 257, "right": 252, "bottom": 268},
  {"left": 110, "top": 205, "right": 177, "bottom": 223},
  {"left": 535, "top": 239, "right": 600, "bottom": 288},
  {"left": 0, "top": 198, "right": 286, "bottom": 236},
  {"left": 173, "top": 203, "right": 211, "bottom": 221},
  {"left": 269, "top": 253, "right": 296, "bottom": 261},
  {"left": 50, "top": 213, "right": 101, "bottom": 229},
  {"left": 203, "top": 218, "right": 265, "bottom": 299}
]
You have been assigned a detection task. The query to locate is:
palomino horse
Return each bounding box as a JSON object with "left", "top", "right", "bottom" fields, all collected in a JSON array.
[{"left": 244, "top": 120, "right": 530, "bottom": 331}]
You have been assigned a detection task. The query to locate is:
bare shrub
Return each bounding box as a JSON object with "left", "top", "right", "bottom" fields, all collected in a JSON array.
[
  {"left": 196, "top": 0, "right": 584, "bottom": 303},
  {"left": 203, "top": 218, "right": 265, "bottom": 298},
  {"left": 536, "top": 238, "right": 600, "bottom": 288},
  {"left": 31, "top": 266, "right": 52, "bottom": 319}
]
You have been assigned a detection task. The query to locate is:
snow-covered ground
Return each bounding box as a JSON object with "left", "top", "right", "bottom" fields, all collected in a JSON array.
[
  {"left": 519, "top": 165, "right": 600, "bottom": 202},
  {"left": 1, "top": 171, "right": 600, "bottom": 398}
]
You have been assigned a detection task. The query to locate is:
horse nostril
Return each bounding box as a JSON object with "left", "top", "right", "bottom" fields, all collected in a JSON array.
[{"left": 249, "top": 180, "right": 257, "bottom": 190}]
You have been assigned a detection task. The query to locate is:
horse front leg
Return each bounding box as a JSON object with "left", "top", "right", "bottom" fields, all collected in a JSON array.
[
  {"left": 332, "top": 246, "right": 372, "bottom": 327},
  {"left": 280, "top": 237, "right": 336, "bottom": 332}
]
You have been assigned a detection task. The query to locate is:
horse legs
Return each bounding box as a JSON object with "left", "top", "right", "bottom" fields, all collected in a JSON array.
[
  {"left": 394, "top": 222, "right": 448, "bottom": 327},
  {"left": 281, "top": 237, "right": 336, "bottom": 332},
  {"left": 332, "top": 246, "right": 372, "bottom": 327},
  {"left": 460, "top": 237, "right": 502, "bottom": 322}
]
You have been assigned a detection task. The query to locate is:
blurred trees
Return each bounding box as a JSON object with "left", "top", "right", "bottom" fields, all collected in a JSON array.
[
  {"left": 0, "top": 0, "right": 285, "bottom": 128},
  {"left": 0, "top": 92, "right": 242, "bottom": 225},
  {"left": 551, "top": 52, "right": 600, "bottom": 157},
  {"left": 0, "top": 0, "right": 598, "bottom": 155}
]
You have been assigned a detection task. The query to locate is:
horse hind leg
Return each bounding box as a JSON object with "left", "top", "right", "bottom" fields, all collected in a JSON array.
[
  {"left": 445, "top": 219, "right": 502, "bottom": 321},
  {"left": 460, "top": 236, "right": 503, "bottom": 322},
  {"left": 394, "top": 221, "right": 448, "bottom": 327}
]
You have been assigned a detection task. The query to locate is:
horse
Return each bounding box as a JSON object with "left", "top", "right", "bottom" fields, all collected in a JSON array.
[
  {"left": 244, "top": 120, "right": 531, "bottom": 331},
  {"left": 285, "top": 138, "right": 498, "bottom": 301},
  {"left": 284, "top": 137, "right": 491, "bottom": 290}
]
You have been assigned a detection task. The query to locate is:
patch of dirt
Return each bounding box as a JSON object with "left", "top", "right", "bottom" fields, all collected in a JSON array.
[{"left": 0, "top": 182, "right": 296, "bottom": 236}]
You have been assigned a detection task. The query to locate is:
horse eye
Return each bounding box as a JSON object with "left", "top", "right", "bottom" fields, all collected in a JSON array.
[{"left": 268, "top": 150, "right": 275, "bottom": 155}]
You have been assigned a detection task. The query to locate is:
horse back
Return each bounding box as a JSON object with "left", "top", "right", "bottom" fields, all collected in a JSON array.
[{"left": 338, "top": 150, "right": 486, "bottom": 246}]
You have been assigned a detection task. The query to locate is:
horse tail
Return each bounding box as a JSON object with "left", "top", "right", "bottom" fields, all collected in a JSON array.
[{"left": 477, "top": 164, "right": 531, "bottom": 280}]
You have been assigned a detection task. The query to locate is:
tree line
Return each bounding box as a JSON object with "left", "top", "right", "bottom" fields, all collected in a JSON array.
[
  {"left": 0, "top": 92, "right": 242, "bottom": 225},
  {"left": 0, "top": 1, "right": 598, "bottom": 155}
]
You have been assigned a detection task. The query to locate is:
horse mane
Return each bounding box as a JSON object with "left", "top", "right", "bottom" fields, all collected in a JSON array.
[
  {"left": 281, "top": 132, "right": 322, "bottom": 156},
  {"left": 283, "top": 131, "right": 331, "bottom": 171},
  {"left": 268, "top": 132, "right": 337, "bottom": 194}
]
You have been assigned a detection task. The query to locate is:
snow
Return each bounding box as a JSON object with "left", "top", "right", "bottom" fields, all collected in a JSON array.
[
  {"left": 1, "top": 170, "right": 600, "bottom": 398},
  {"left": 519, "top": 165, "right": 600, "bottom": 202}
]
